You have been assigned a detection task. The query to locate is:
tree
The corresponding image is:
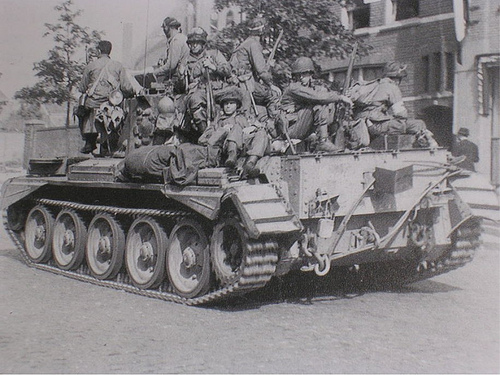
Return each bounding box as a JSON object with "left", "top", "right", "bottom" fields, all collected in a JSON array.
[
  {"left": 212, "top": 0, "right": 369, "bottom": 73},
  {"left": 14, "top": 0, "right": 102, "bottom": 127}
]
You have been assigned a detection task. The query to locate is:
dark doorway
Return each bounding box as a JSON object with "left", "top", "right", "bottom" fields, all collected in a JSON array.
[{"left": 419, "top": 105, "right": 453, "bottom": 149}]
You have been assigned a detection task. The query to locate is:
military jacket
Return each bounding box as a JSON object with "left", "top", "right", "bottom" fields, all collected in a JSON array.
[
  {"left": 153, "top": 33, "right": 189, "bottom": 78},
  {"left": 350, "top": 77, "right": 405, "bottom": 122},
  {"left": 79, "top": 55, "right": 135, "bottom": 108},
  {"left": 230, "top": 36, "right": 272, "bottom": 86},
  {"left": 185, "top": 49, "right": 231, "bottom": 88}
]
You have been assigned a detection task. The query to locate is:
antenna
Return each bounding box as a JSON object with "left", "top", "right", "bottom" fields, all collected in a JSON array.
[{"left": 142, "top": 0, "right": 151, "bottom": 88}]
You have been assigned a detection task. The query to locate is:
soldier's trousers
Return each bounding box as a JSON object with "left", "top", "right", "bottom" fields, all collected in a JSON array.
[
  {"left": 227, "top": 127, "right": 270, "bottom": 157},
  {"left": 286, "top": 104, "right": 334, "bottom": 140},
  {"left": 368, "top": 118, "right": 426, "bottom": 137}
]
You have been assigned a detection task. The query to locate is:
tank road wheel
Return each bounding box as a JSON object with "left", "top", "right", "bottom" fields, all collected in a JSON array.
[
  {"left": 86, "top": 213, "right": 125, "bottom": 280},
  {"left": 52, "top": 209, "right": 87, "bottom": 270},
  {"left": 24, "top": 205, "right": 54, "bottom": 263},
  {"left": 125, "top": 217, "right": 168, "bottom": 289},
  {"left": 210, "top": 217, "right": 247, "bottom": 287},
  {"left": 166, "top": 218, "right": 210, "bottom": 298}
]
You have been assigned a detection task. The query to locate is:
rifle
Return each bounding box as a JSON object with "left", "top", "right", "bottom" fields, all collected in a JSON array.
[
  {"left": 267, "top": 28, "right": 284, "bottom": 66},
  {"left": 205, "top": 67, "right": 215, "bottom": 128},
  {"left": 333, "top": 42, "right": 358, "bottom": 148}
]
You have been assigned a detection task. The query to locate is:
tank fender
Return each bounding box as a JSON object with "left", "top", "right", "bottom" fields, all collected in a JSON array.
[
  {"left": 222, "top": 183, "right": 303, "bottom": 239},
  {"left": 162, "top": 184, "right": 223, "bottom": 220},
  {"left": 1, "top": 177, "right": 48, "bottom": 210}
]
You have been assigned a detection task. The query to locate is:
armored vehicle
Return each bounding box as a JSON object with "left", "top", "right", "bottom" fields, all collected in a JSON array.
[{"left": 1, "top": 93, "right": 482, "bottom": 305}]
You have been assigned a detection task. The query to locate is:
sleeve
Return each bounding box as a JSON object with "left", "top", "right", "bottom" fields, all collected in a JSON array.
[
  {"left": 387, "top": 84, "right": 407, "bottom": 118},
  {"left": 214, "top": 50, "right": 232, "bottom": 78},
  {"left": 248, "top": 41, "right": 273, "bottom": 85},
  {"left": 119, "top": 66, "right": 138, "bottom": 97},
  {"left": 472, "top": 143, "right": 479, "bottom": 163},
  {"left": 288, "top": 84, "right": 341, "bottom": 105}
]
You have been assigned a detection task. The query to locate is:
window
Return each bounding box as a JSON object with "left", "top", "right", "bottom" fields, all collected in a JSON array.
[
  {"left": 394, "top": 0, "right": 419, "bottom": 21},
  {"left": 327, "top": 66, "right": 384, "bottom": 89},
  {"left": 422, "top": 51, "right": 455, "bottom": 93},
  {"left": 348, "top": 0, "right": 370, "bottom": 30}
]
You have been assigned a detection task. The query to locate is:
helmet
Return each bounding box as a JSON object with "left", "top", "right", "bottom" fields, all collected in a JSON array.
[
  {"left": 248, "top": 17, "right": 266, "bottom": 35},
  {"left": 383, "top": 62, "right": 408, "bottom": 78},
  {"left": 162, "top": 17, "right": 181, "bottom": 29},
  {"left": 216, "top": 86, "right": 242, "bottom": 108},
  {"left": 291, "top": 57, "right": 315, "bottom": 75},
  {"left": 187, "top": 27, "right": 208, "bottom": 44},
  {"left": 157, "top": 96, "right": 175, "bottom": 115}
]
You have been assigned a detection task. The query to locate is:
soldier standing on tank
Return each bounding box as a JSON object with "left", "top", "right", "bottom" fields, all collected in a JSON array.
[
  {"left": 179, "top": 27, "right": 232, "bottom": 141},
  {"left": 349, "top": 62, "right": 438, "bottom": 147},
  {"left": 78, "top": 40, "right": 141, "bottom": 154},
  {"left": 277, "top": 56, "right": 352, "bottom": 152},
  {"left": 198, "top": 86, "right": 269, "bottom": 178},
  {"left": 229, "top": 17, "right": 282, "bottom": 121}
]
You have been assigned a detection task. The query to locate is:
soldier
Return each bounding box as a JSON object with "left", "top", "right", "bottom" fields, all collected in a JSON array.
[
  {"left": 135, "top": 17, "right": 189, "bottom": 83},
  {"left": 78, "top": 40, "right": 141, "bottom": 154},
  {"left": 229, "top": 17, "right": 281, "bottom": 121},
  {"left": 180, "top": 27, "right": 232, "bottom": 140},
  {"left": 349, "top": 61, "right": 438, "bottom": 147},
  {"left": 278, "top": 56, "right": 352, "bottom": 152},
  {"left": 198, "top": 86, "right": 269, "bottom": 178}
]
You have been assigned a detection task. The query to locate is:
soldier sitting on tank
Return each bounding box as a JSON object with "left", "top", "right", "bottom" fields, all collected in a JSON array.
[
  {"left": 275, "top": 56, "right": 352, "bottom": 153},
  {"left": 349, "top": 62, "right": 438, "bottom": 148},
  {"left": 173, "top": 27, "right": 232, "bottom": 143},
  {"left": 198, "top": 86, "right": 270, "bottom": 178},
  {"left": 78, "top": 40, "right": 142, "bottom": 154},
  {"left": 229, "top": 17, "right": 282, "bottom": 123}
]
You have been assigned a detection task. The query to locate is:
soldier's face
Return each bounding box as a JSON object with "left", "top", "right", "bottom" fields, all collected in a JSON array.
[
  {"left": 223, "top": 101, "right": 238, "bottom": 115},
  {"left": 162, "top": 25, "right": 171, "bottom": 38},
  {"left": 299, "top": 72, "right": 312, "bottom": 86},
  {"left": 188, "top": 42, "right": 204, "bottom": 55}
]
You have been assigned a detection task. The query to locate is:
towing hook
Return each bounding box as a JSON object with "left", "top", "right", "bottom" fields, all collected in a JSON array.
[{"left": 313, "top": 253, "right": 331, "bottom": 276}]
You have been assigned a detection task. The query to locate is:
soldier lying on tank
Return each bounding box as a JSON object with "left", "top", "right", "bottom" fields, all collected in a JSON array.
[
  {"left": 198, "top": 86, "right": 270, "bottom": 178},
  {"left": 116, "top": 142, "right": 220, "bottom": 186},
  {"left": 174, "top": 27, "right": 232, "bottom": 142},
  {"left": 349, "top": 62, "right": 438, "bottom": 148},
  {"left": 274, "top": 56, "right": 352, "bottom": 153}
]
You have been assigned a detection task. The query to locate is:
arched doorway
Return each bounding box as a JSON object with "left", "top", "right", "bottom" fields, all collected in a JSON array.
[{"left": 419, "top": 105, "right": 453, "bottom": 149}]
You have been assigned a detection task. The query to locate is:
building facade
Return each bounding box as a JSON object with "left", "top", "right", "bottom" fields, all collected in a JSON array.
[{"left": 323, "top": 0, "right": 499, "bottom": 187}]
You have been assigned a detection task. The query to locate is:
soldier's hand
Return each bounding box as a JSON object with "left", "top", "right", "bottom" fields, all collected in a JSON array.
[
  {"left": 203, "top": 57, "right": 216, "bottom": 71},
  {"left": 339, "top": 95, "right": 353, "bottom": 106}
]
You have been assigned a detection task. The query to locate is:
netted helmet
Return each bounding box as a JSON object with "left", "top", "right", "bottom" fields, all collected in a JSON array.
[
  {"left": 248, "top": 17, "right": 266, "bottom": 35},
  {"left": 383, "top": 62, "right": 408, "bottom": 78},
  {"left": 187, "top": 27, "right": 208, "bottom": 44},
  {"left": 291, "top": 57, "right": 315, "bottom": 75},
  {"left": 216, "top": 86, "right": 242, "bottom": 108}
]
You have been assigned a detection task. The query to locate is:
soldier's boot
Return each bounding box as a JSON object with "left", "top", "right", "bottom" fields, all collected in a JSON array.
[
  {"left": 225, "top": 141, "right": 238, "bottom": 168},
  {"left": 80, "top": 133, "right": 98, "bottom": 154},
  {"left": 243, "top": 155, "right": 260, "bottom": 179},
  {"left": 316, "top": 137, "right": 342, "bottom": 152}
]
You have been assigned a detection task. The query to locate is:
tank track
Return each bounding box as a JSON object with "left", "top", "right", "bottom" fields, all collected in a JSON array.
[
  {"left": 3, "top": 198, "right": 279, "bottom": 306},
  {"left": 403, "top": 218, "right": 482, "bottom": 283}
]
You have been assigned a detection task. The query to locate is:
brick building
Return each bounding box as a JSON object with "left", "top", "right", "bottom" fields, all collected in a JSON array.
[{"left": 323, "top": 0, "right": 499, "bottom": 187}]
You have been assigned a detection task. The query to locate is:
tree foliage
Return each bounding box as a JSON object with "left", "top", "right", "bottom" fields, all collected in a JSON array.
[
  {"left": 14, "top": 0, "right": 102, "bottom": 125},
  {"left": 212, "top": 0, "right": 369, "bottom": 65}
]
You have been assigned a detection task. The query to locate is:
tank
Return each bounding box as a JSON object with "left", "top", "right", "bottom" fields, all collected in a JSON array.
[{"left": 0, "top": 94, "right": 482, "bottom": 305}]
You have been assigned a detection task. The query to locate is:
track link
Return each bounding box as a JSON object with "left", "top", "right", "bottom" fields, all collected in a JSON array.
[{"left": 3, "top": 199, "right": 279, "bottom": 306}]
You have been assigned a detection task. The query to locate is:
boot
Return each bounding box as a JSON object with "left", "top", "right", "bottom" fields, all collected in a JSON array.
[
  {"left": 243, "top": 155, "right": 260, "bottom": 179},
  {"left": 225, "top": 141, "right": 238, "bottom": 168},
  {"left": 80, "top": 133, "right": 97, "bottom": 154},
  {"left": 316, "top": 137, "right": 342, "bottom": 152}
]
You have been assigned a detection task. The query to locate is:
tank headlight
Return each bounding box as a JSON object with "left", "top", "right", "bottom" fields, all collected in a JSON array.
[{"left": 109, "top": 90, "right": 124, "bottom": 106}]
